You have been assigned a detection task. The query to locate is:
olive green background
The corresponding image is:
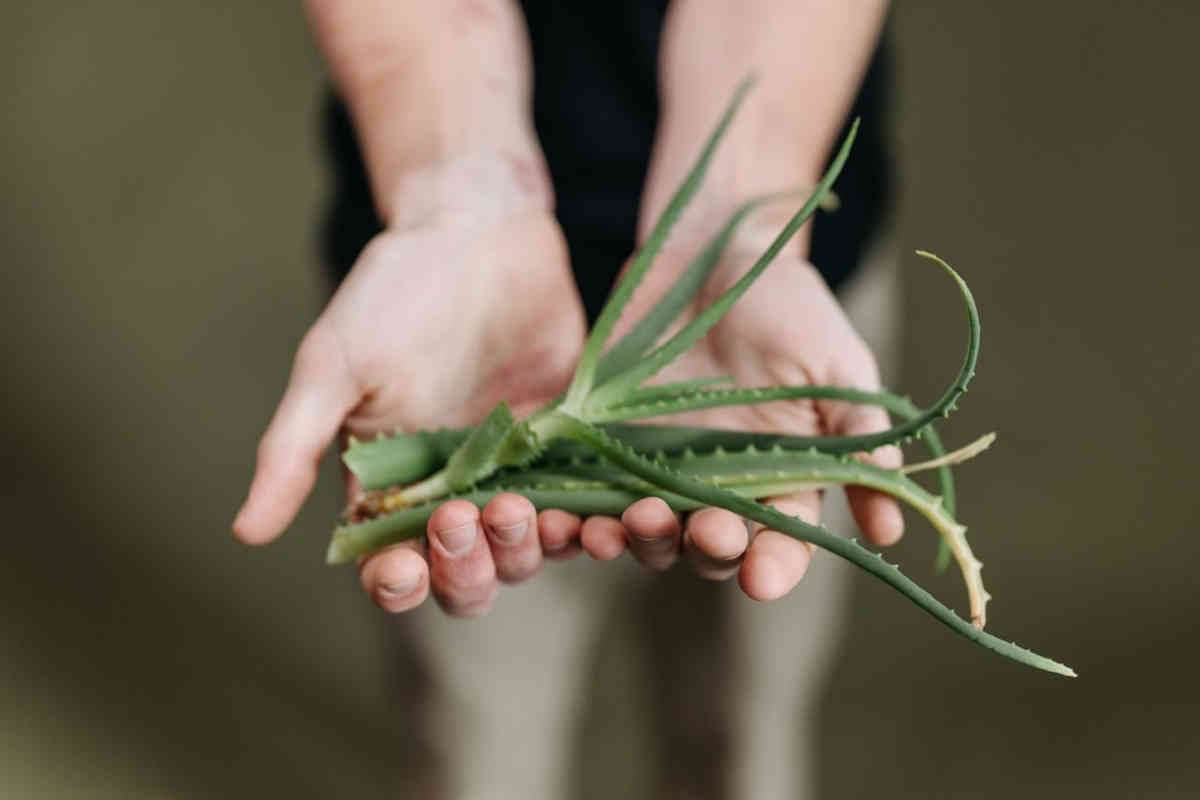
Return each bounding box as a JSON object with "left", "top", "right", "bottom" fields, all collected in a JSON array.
[{"left": 2, "top": 2, "right": 1197, "bottom": 797}]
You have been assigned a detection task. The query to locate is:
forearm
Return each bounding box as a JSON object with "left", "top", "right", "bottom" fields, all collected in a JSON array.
[
  {"left": 305, "top": 0, "right": 549, "bottom": 224},
  {"left": 642, "top": 0, "right": 888, "bottom": 239}
]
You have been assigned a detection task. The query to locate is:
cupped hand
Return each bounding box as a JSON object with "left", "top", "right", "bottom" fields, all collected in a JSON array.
[
  {"left": 564, "top": 223, "right": 905, "bottom": 601},
  {"left": 234, "top": 169, "right": 899, "bottom": 614},
  {"left": 233, "top": 156, "right": 587, "bottom": 617}
]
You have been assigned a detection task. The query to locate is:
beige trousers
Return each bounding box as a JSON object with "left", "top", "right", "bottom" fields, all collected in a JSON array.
[{"left": 396, "top": 244, "right": 901, "bottom": 799}]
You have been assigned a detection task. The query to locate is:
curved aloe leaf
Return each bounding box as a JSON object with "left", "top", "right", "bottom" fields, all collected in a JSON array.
[
  {"left": 554, "top": 414, "right": 1073, "bottom": 677},
  {"left": 585, "top": 119, "right": 861, "bottom": 411},
  {"left": 562, "top": 76, "right": 757, "bottom": 409},
  {"left": 595, "top": 196, "right": 770, "bottom": 384}
]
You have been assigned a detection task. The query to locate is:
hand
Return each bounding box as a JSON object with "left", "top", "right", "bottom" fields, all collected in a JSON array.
[
  {"left": 564, "top": 221, "right": 905, "bottom": 600},
  {"left": 233, "top": 155, "right": 587, "bottom": 616}
]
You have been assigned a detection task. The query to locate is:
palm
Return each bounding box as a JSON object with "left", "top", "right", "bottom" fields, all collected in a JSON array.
[
  {"left": 232, "top": 207, "right": 586, "bottom": 558},
  {"left": 621, "top": 240, "right": 876, "bottom": 440},
  {"left": 324, "top": 212, "right": 586, "bottom": 440}
]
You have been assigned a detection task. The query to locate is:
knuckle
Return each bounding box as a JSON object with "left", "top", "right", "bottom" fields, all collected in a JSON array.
[
  {"left": 437, "top": 583, "right": 498, "bottom": 618},
  {"left": 497, "top": 555, "right": 542, "bottom": 584},
  {"left": 431, "top": 551, "right": 496, "bottom": 601},
  {"left": 293, "top": 323, "right": 356, "bottom": 385},
  {"left": 293, "top": 326, "right": 332, "bottom": 372},
  {"left": 691, "top": 561, "right": 740, "bottom": 582},
  {"left": 634, "top": 546, "right": 678, "bottom": 571}
]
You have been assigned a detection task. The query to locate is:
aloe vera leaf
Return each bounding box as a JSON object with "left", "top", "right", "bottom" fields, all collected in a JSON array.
[
  {"left": 602, "top": 382, "right": 963, "bottom": 570},
  {"left": 595, "top": 188, "right": 837, "bottom": 385},
  {"left": 341, "top": 396, "right": 958, "bottom": 504},
  {"left": 596, "top": 245, "right": 977, "bottom": 573},
  {"left": 616, "top": 413, "right": 958, "bottom": 570},
  {"left": 596, "top": 384, "right": 925, "bottom": 424},
  {"left": 590, "top": 249, "right": 974, "bottom": 464},
  {"left": 342, "top": 436, "right": 990, "bottom": 622},
  {"left": 596, "top": 186, "right": 838, "bottom": 386},
  {"left": 340, "top": 418, "right": 861, "bottom": 493},
  {"left": 608, "top": 376, "right": 734, "bottom": 405},
  {"left": 594, "top": 384, "right": 968, "bottom": 481},
  {"left": 343, "top": 428, "right": 468, "bottom": 492},
  {"left": 387, "top": 402, "right": 543, "bottom": 507},
  {"left": 594, "top": 196, "right": 771, "bottom": 384},
  {"left": 585, "top": 119, "right": 859, "bottom": 411},
  {"left": 327, "top": 486, "right": 694, "bottom": 565},
  {"left": 332, "top": 439, "right": 988, "bottom": 615},
  {"left": 902, "top": 432, "right": 994, "bottom": 474},
  {"left": 561, "top": 76, "right": 756, "bottom": 410},
  {"left": 552, "top": 415, "right": 1072, "bottom": 676},
  {"left": 608, "top": 413, "right": 961, "bottom": 574},
  {"left": 486, "top": 439, "right": 988, "bottom": 625}
]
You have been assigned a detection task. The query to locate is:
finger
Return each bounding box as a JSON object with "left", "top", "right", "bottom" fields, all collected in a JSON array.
[
  {"left": 481, "top": 493, "right": 542, "bottom": 583},
  {"left": 621, "top": 497, "right": 681, "bottom": 570},
  {"left": 837, "top": 402, "right": 906, "bottom": 547},
  {"left": 360, "top": 541, "right": 430, "bottom": 613},
  {"left": 738, "top": 492, "right": 820, "bottom": 601},
  {"left": 580, "top": 515, "right": 627, "bottom": 561},
  {"left": 427, "top": 500, "right": 498, "bottom": 617},
  {"left": 538, "top": 509, "right": 583, "bottom": 560},
  {"left": 683, "top": 507, "right": 748, "bottom": 580},
  {"left": 233, "top": 326, "right": 361, "bottom": 545}
]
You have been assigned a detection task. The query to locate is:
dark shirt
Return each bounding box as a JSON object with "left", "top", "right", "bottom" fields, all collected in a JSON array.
[{"left": 321, "top": 4, "right": 892, "bottom": 322}]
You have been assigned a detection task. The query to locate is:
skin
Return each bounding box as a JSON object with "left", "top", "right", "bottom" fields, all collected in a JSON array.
[{"left": 233, "top": 0, "right": 893, "bottom": 616}]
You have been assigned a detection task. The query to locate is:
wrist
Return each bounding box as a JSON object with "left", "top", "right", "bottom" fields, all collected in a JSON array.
[
  {"left": 640, "top": 92, "right": 828, "bottom": 247},
  {"left": 641, "top": 0, "right": 887, "bottom": 241},
  {"left": 385, "top": 148, "right": 555, "bottom": 233},
  {"left": 307, "top": 0, "right": 546, "bottom": 224},
  {"left": 344, "top": 63, "right": 548, "bottom": 225},
  {"left": 659, "top": 80, "right": 828, "bottom": 186}
]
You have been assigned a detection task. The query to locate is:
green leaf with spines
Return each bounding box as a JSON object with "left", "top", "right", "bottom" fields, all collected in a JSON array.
[
  {"left": 328, "top": 486, "right": 670, "bottom": 565},
  {"left": 340, "top": 405, "right": 963, "bottom": 562},
  {"left": 393, "top": 402, "right": 542, "bottom": 506},
  {"left": 332, "top": 438, "right": 988, "bottom": 622},
  {"left": 611, "top": 376, "right": 734, "bottom": 405},
  {"left": 485, "top": 433, "right": 989, "bottom": 626},
  {"left": 585, "top": 118, "right": 861, "bottom": 411},
  {"left": 561, "top": 75, "right": 757, "bottom": 410},
  {"left": 594, "top": 195, "right": 772, "bottom": 384},
  {"left": 343, "top": 427, "right": 466, "bottom": 492},
  {"left": 552, "top": 414, "right": 1073, "bottom": 677}
]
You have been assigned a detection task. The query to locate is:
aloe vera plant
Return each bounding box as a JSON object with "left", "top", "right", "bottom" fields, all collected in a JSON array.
[{"left": 329, "top": 77, "right": 1075, "bottom": 677}]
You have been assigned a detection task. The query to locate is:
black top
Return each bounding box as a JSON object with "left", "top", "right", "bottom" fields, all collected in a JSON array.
[{"left": 321, "top": 3, "right": 892, "bottom": 321}]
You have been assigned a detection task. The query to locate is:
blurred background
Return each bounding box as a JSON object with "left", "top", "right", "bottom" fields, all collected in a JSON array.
[{"left": 2, "top": 1, "right": 1197, "bottom": 797}]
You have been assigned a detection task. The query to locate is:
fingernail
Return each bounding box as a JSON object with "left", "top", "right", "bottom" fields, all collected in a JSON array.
[
  {"left": 379, "top": 573, "right": 420, "bottom": 598},
  {"left": 490, "top": 520, "right": 528, "bottom": 545},
  {"left": 435, "top": 522, "right": 478, "bottom": 556}
]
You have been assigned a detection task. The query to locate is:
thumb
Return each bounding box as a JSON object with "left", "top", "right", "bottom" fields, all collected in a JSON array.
[{"left": 233, "top": 325, "right": 361, "bottom": 545}]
